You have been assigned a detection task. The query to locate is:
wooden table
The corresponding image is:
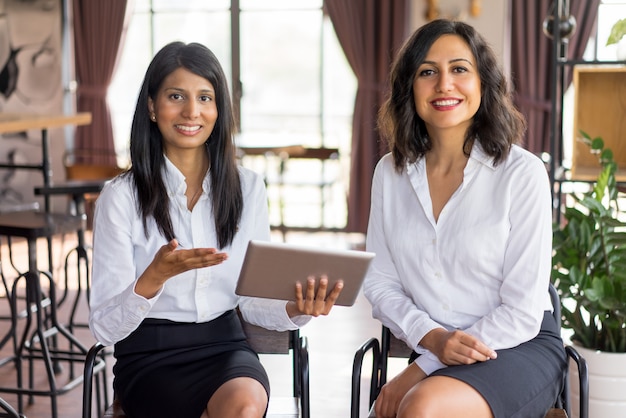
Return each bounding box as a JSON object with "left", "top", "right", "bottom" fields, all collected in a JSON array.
[{"left": 0, "top": 112, "right": 92, "bottom": 212}]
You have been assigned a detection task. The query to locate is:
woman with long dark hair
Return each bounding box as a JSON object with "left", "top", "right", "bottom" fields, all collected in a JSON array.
[{"left": 89, "top": 42, "right": 342, "bottom": 418}]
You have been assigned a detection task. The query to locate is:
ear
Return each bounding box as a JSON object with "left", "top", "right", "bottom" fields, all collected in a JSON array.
[{"left": 148, "top": 97, "right": 155, "bottom": 115}]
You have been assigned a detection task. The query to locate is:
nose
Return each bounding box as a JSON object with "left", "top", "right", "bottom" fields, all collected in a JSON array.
[
  {"left": 182, "top": 100, "right": 200, "bottom": 118},
  {"left": 436, "top": 72, "right": 453, "bottom": 92}
]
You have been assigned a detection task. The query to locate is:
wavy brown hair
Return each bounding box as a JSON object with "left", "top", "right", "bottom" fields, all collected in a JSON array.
[{"left": 378, "top": 19, "right": 526, "bottom": 172}]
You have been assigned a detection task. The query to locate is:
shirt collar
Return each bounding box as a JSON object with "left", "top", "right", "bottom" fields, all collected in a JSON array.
[
  {"left": 406, "top": 140, "right": 496, "bottom": 175},
  {"left": 163, "top": 155, "right": 188, "bottom": 196},
  {"left": 468, "top": 141, "right": 496, "bottom": 171},
  {"left": 162, "top": 155, "right": 212, "bottom": 197}
]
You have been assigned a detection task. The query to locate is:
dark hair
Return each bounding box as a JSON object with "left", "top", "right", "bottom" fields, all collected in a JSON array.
[
  {"left": 128, "top": 41, "right": 242, "bottom": 248},
  {"left": 378, "top": 19, "right": 526, "bottom": 171}
]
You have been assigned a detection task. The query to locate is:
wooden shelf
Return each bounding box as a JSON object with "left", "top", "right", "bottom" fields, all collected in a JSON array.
[{"left": 571, "top": 65, "right": 626, "bottom": 180}]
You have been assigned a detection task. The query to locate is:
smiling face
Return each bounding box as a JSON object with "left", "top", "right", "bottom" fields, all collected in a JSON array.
[
  {"left": 412, "top": 34, "right": 481, "bottom": 139},
  {"left": 148, "top": 67, "right": 218, "bottom": 156}
]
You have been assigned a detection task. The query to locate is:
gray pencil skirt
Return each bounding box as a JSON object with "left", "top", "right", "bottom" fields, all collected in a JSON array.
[
  {"left": 112, "top": 310, "right": 270, "bottom": 418},
  {"left": 431, "top": 311, "right": 567, "bottom": 418}
]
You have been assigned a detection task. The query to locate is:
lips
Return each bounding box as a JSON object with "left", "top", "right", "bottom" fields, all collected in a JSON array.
[
  {"left": 176, "top": 124, "right": 201, "bottom": 133},
  {"left": 431, "top": 99, "right": 461, "bottom": 107}
]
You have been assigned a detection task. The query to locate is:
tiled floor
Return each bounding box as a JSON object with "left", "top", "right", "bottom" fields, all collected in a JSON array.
[{"left": 0, "top": 230, "right": 387, "bottom": 418}]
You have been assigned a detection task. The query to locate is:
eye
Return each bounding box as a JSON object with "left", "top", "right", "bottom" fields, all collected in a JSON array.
[
  {"left": 169, "top": 93, "right": 184, "bottom": 101},
  {"left": 199, "top": 95, "right": 214, "bottom": 102},
  {"left": 452, "top": 66, "right": 469, "bottom": 73},
  {"left": 418, "top": 68, "right": 436, "bottom": 77}
]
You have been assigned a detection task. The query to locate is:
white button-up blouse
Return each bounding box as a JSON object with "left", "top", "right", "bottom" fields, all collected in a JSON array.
[
  {"left": 364, "top": 143, "right": 553, "bottom": 375},
  {"left": 89, "top": 157, "right": 307, "bottom": 346}
]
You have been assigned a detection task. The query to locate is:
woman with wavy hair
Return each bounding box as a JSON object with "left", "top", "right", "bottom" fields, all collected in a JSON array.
[{"left": 365, "top": 19, "right": 566, "bottom": 418}]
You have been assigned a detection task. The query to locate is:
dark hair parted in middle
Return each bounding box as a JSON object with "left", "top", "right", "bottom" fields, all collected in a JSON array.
[
  {"left": 128, "top": 41, "right": 242, "bottom": 248},
  {"left": 378, "top": 19, "right": 526, "bottom": 172}
]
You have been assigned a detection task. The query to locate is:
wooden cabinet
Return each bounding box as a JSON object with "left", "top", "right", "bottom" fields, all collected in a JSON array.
[{"left": 571, "top": 66, "right": 626, "bottom": 180}]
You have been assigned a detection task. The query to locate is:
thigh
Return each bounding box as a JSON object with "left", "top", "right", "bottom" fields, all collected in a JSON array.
[
  {"left": 398, "top": 375, "right": 492, "bottom": 418},
  {"left": 117, "top": 345, "right": 270, "bottom": 418},
  {"left": 430, "top": 313, "right": 567, "bottom": 418},
  {"left": 206, "top": 377, "right": 268, "bottom": 418}
]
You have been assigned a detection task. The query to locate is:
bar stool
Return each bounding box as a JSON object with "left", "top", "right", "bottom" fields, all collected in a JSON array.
[
  {"left": 0, "top": 211, "right": 88, "bottom": 418},
  {"left": 0, "top": 202, "right": 40, "bottom": 352},
  {"left": 34, "top": 180, "right": 108, "bottom": 332}
]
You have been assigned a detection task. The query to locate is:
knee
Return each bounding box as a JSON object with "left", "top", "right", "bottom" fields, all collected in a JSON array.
[
  {"left": 396, "top": 385, "right": 437, "bottom": 418},
  {"left": 207, "top": 397, "right": 267, "bottom": 418},
  {"left": 233, "top": 401, "right": 266, "bottom": 418}
]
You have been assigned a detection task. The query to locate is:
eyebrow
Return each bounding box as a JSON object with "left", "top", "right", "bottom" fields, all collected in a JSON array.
[
  {"left": 422, "top": 58, "right": 475, "bottom": 66},
  {"left": 164, "top": 87, "right": 215, "bottom": 94}
]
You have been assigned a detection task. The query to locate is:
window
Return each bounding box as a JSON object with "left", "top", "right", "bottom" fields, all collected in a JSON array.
[{"left": 108, "top": 0, "right": 356, "bottom": 229}]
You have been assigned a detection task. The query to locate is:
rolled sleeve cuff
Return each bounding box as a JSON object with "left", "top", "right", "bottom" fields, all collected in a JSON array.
[{"left": 414, "top": 351, "right": 446, "bottom": 375}]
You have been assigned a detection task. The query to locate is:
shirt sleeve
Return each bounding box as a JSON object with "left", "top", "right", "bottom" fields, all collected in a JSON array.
[
  {"left": 363, "top": 157, "right": 444, "bottom": 358},
  {"left": 462, "top": 154, "right": 553, "bottom": 349},
  {"left": 89, "top": 179, "right": 159, "bottom": 346}
]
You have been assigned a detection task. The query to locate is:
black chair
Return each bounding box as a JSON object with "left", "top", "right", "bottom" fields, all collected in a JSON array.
[
  {"left": 82, "top": 318, "right": 310, "bottom": 418},
  {"left": 351, "top": 284, "right": 589, "bottom": 418}
]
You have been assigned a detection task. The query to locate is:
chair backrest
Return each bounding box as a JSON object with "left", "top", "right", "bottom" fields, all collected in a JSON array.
[
  {"left": 65, "top": 164, "right": 124, "bottom": 181},
  {"left": 239, "top": 319, "right": 292, "bottom": 354}
]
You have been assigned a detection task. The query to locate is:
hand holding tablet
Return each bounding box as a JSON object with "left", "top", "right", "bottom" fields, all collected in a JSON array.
[{"left": 236, "top": 240, "right": 375, "bottom": 306}]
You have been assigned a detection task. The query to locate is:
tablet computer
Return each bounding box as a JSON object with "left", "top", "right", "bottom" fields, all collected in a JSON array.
[{"left": 236, "top": 240, "right": 375, "bottom": 306}]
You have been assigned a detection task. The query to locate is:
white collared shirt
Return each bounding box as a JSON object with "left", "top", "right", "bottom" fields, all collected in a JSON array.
[
  {"left": 89, "top": 157, "right": 307, "bottom": 346},
  {"left": 364, "top": 143, "right": 553, "bottom": 375}
]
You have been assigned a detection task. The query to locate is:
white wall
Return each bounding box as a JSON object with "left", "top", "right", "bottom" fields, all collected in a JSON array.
[
  {"left": 409, "top": 0, "right": 510, "bottom": 75},
  {"left": 0, "top": 0, "right": 66, "bottom": 211}
]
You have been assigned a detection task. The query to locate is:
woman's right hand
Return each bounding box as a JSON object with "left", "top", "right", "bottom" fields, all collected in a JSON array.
[
  {"left": 422, "top": 328, "right": 497, "bottom": 366},
  {"left": 374, "top": 362, "right": 426, "bottom": 418},
  {"left": 135, "top": 239, "right": 228, "bottom": 298}
]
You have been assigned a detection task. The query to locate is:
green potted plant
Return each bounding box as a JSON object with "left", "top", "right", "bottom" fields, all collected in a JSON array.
[{"left": 552, "top": 131, "right": 626, "bottom": 417}]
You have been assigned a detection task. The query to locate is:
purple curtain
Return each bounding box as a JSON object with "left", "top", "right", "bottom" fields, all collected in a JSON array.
[
  {"left": 511, "top": 0, "right": 599, "bottom": 156},
  {"left": 325, "top": 0, "right": 409, "bottom": 234},
  {"left": 72, "top": 0, "right": 131, "bottom": 165}
]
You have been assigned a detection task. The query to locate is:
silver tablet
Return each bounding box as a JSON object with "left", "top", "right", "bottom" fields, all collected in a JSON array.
[{"left": 236, "top": 240, "right": 375, "bottom": 306}]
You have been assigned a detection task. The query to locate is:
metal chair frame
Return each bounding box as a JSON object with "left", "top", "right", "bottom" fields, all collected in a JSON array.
[
  {"left": 350, "top": 284, "right": 589, "bottom": 418},
  {"left": 82, "top": 324, "right": 310, "bottom": 418}
]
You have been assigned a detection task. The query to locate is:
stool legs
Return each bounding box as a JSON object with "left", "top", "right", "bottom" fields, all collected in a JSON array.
[{"left": 5, "top": 238, "right": 90, "bottom": 418}]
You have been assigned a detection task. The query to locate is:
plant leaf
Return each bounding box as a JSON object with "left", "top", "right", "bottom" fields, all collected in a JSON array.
[{"left": 607, "top": 18, "right": 626, "bottom": 46}]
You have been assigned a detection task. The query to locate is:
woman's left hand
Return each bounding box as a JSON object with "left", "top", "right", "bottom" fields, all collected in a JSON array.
[{"left": 286, "top": 275, "right": 343, "bottom": 317}]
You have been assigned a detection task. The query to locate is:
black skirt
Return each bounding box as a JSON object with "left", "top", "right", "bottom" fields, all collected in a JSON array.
[
  {"left": 432, "top": 311, "right": 568, "bottom": 418},
  {"left": 113, "top": 310, "right": 270, "bottom": 418}
]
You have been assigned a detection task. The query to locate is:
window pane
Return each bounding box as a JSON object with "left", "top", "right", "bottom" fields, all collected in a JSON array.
[
  {"left": 240, "top": 9, "right": 322, "bottom": 143},
  {"left": 133, "top": 0, "right": 151, "bottom": 13},
  {"left": 322, "top": 17, "right": 356, "bottom": 149},
  {"left": 240, "top": 0, "right": 321, "bottom": 10},
  {"left": 152, "top": 12, "right": 232, "bottom": 82},
  {"left": 152, "top": 0, "right": 230, "bottom": 12},
  {"left": 108, "top": 12, "right": 153, "bottom": 166},
  {"left": 597, "top": 2, "right": 626, "bottom": 60}
]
